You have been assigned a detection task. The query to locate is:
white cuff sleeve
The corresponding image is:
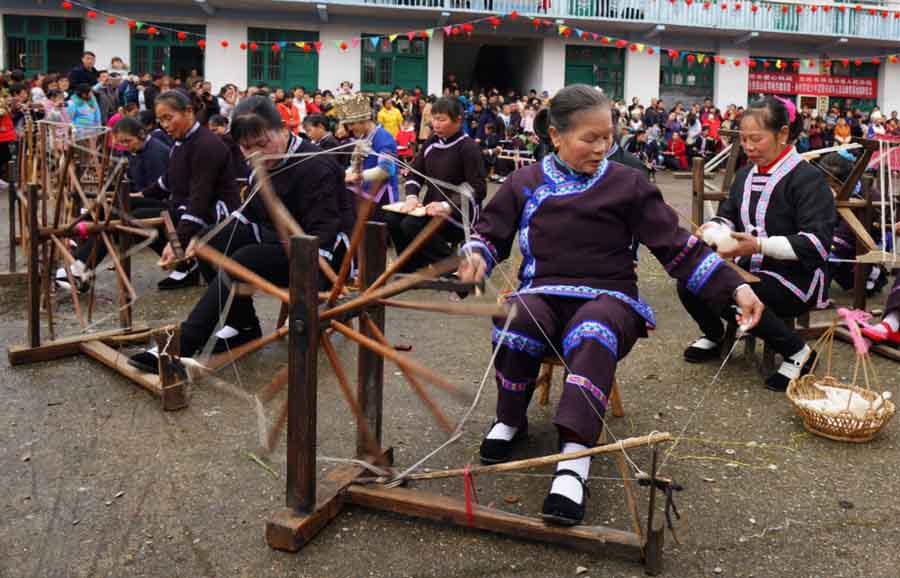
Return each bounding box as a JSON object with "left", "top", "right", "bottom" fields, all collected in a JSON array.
[{"left": 760, "top": 236, "right": 799, "bottom": 261}]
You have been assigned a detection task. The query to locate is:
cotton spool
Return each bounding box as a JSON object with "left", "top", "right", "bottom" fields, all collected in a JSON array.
[{"left": 702, "top": 223, "right": 739, "bottom": 253}]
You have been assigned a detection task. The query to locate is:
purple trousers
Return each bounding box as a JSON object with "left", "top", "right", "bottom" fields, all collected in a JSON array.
[{"left": 492, "top": 293, "right": 644, "bottom": 446}]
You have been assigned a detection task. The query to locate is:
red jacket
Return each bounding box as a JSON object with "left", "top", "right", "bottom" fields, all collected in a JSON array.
[
  {"left": 667, "top": 139, "right": 688, "bottom": 170},
  {"left": 0, "top": 113, "right": 16, "bottom": 143},
  {"left": 396, "top": 128, "right": 416, "bottom": 158}
]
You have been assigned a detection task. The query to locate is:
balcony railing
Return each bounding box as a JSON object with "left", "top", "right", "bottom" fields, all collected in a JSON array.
[{"left": 319, "top": 0, "right": 900, "bottom": 42}]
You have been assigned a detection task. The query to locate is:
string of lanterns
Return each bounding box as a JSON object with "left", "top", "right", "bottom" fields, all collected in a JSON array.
[{"left": 58, "top": 0, "right": 900, "bottom": 66}]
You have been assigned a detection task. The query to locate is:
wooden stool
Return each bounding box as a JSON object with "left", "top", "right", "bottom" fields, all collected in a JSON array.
[{"left": 534, "top": 356, "right": 625, "bottom": 418}]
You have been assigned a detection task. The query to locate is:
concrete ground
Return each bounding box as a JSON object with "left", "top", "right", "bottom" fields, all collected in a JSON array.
[{"left": 1, "top": 174, "right": 898, "bottom": 578}]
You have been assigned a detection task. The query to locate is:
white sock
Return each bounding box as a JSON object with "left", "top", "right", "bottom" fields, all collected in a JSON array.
[
  {"left": 550, "top": 442, "right": 590, "bottom": 504},
  {"left": 690, "top": 337, "right": 720, "bottom": 350},
  {"left": 167, "top": 262, "right": 197, "bottom": 281},
  {"left": 486, "top": 421, "right": 518, "bottom": 441},
  {"left": 777, "top": 344, "right": 811, "bottom": 379},
  {"left": 885, "top": 313, "right": 900, "bottom": 332},
  {"left": 215, "top": 325, "right": 240, "bottom": 340},
  {"left": 146, "top": 346, "right": 159, "bottom": 357}
]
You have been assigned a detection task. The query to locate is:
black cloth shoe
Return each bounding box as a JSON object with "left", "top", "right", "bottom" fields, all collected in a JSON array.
[
  {"left": 128, "top": 350, "right": 160, "bottom": 374},
  {"left": 211, "top": 324, "right": 263, "bottom": 354},
  {"left": 766, "top": 349, "right": 817, "bottom": 392},
  {"left": 541, "top": 469, "right": 590, "bottom": 526},
  {"left": 157, "top": 263, "right": 200, "bottom": 290},
  {"left": 683, "top": 337, "right": 723, "bottom": 363},
  {"left": 479, "top": 420, "right": 528, "bottom": 465}
]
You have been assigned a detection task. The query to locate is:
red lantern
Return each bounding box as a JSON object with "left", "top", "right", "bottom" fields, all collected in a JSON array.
[
  {"left": 107, "top": 17, "right": 116, "bottom": 25},
  {"left": 488, "top": 16, "right": 501, "bottom": 28},
  {"left": 824, "top": 59, "right": 832, "bottom": 67},
  {"left": 721, "top": 3, "right": 727, "bottom": 10},
  {"left": 823, "top": 5, "right": 831, "bottom": 13},
  {"left": 808, "top": 60, "right": 816, "bottom": 68},
  {"left": 340, "top": 41, "right": 348, "bottom": 51},
  {"left": 419, "top": 31, "right": 428, "bottom": 39},
  {"left": 177, "top": 31, "right": 187, "bottom": 41},
  {"left": 147, "top": 26, "right": 158, "bottom": 36},
  {"left": 703, "top": 2, "right": 710, "bottom": 9},
  {"left": 272, "top": 43, "right": 281, "bottom": 53},
  {"left": 811, "top": 5, "right": 817, "bottom": 13},
  {"left": 841, "top": 58, "right": 850, "bottom": 66},
  {"left": 854, "top": 4, "right": 862, "bottom": 12},
  {"left": 749, "top": 59, "right": 757, "bottom": 68},
  {"left": 896, "top": 12, "right": 900, "bottom": 19},
  {"left": 303, "top": 43, "right": 311, "bottom": 53},
  {"left": 751, "top": 4, "right": 758, "bottom": 13},
  {"left": 781, "top": 5, "right": 788, "bottom": 14},
  {"left": 854, "top": 58, "right": 862, "bottom": 66},
  {"left": 197, "top": 39, "right": 206, "bottom": 49},
  {"left": 601, "top": 37, "right": 610, "bottom": 45},
  {"left": 128, "top": 21, "right": 137, "bottom": 29},
  {"left": 838, "top": 5, "right": 846, "bottom": 13},
  {"left": 250, "top": 42, "right": 258, "bottom": 51},
  {"left": 873, "top": 57, "right": 882, "bottom": 65},
  {"left": 562, "top": 28, "right": 572, "bottom": 38},
  {"left": 796, "top": 5, "right": 802, "bottom": 13},
  {"left": 734, "top": 58, "right": 741, "bottom": 66},
  {"left": 532, "top": 18, "right": 541, "bottom": 29},
  {"left": 668, "top": 49, "right": 678, "bottom": 58},
  {"left": 868, "top": 9, "right": 876, "bottom": 16},
  {"left": 509, "top": 10, "right": 519, "bottom": 20},
  {"left": 686, "top": 0, "right": 693, "bottom": 5},
  {"left": 735, "top": 3, "right": 741, "bottom": 10},
  {"left": 889, "top": 55, "right": 899, "bottom": 64},
  {"left": 87, "top": 10, "right": 97, "bottom": 19},
  {"left": 240, "top": 42, "right": 247, "bottom": 50},
  {"left": 220, "top": 40, "right": 229, "bottom": 48},
  {"left": 581, "top": 31, "right": 590, "bottom": 40},
  {"left": 615, "top": 39, "right": 628, "bottom": 48},
  {"left": 647, "top": 47, "right": 655, "bottom": 55},
  {"left": 763, "top": 61, "right": 770, "bottom": 69},
  {"left": 791, "top": 61, "right": 800, "bottom": 70},
  {"left": 882, "top": 11, "right": 889, "bottom": 18},
  {"left": 629, "top": 43, "right": 638, "bottom": 52},
  {"left": 462, "top": 23, "right": 474, "bottom": 34},
  {"left": 686, "top": 53, "right": 696, "bottom": 63},
  {"left": 452, "top": 26, "right": 461, "bottom": 35},
  {"left": 61, "top": 1, "right": 73, "bottom": 10}
]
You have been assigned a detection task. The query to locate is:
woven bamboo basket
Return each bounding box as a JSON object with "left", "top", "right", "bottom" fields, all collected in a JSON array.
[{"left": 786, "top": 322, "right": 895, "bottom": 443}]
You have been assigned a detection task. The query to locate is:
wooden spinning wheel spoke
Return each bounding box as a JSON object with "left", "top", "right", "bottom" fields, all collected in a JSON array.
[
  {"left": 364, "top": 216, "right": 446, "bottom": 296},
  {"left": 194, "top": 243, "right": 289, "bottom": 304},
  {"left": 361, "top": 314, "right": 454, "bottom": 435},
  {"left": 48, "top": 234, "right": 87, "bottom": 331},
  {"left": 326, "top": 199, "right": 375, "bottom": 306}
]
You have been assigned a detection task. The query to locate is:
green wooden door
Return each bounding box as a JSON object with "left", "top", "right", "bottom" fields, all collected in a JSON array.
[
  {"left": 394, "top": 55, "right": 426, "bottom": 91},
  {"left": 130, "top": 24, "right": 205, "bottom": 78},
  {"left": 361, "top": 36, "right": 427, "bottom": 93},
  {"left": 565, "top": 64, "right": 595, "bottom": 86},
  {"left": 283, "top": 51, "right": 318, "bottom": 91},
  {"left": 4, "top": 15, "right": 83, "bottom": 77},
  {"left": 564, "top": 45, "right": 624, "bottom": 99}
]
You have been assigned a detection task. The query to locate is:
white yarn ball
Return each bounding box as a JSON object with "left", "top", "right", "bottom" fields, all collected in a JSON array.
[{"left": 702, "top": 223, "right": 739, "bottom": 253}]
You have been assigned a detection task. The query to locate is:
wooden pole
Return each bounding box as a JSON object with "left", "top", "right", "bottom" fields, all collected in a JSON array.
[
  {"left": 326, "top": 199, "right": 374, "bottom": 305},
  {"left": 364, "top": 216, "right": 446, "bottom": 295},
  {"left": 286, "top": 234, "right": 320, "bottom": 514},
  {"left": 162, "top": 210, "right": 184, "bottom": 260},
  {"left": 117, "top": 174, "right": 132, "bottom": 328},
  {"left": 27, "top": 184, "right": 41, "bottom": 348},
  {"left": 48, "top": 235, "right": 86, "bottom": 330},
  {"left": 378, "top": 298, "right": 507, "bottom": 318},
  {"left": 396, "top": 432, "right": 673, "bottom": 482},
  {"left": 100, "top": 232, "right": 137, "bottom": 303},
  {"left": 691, "top": 157, "right": 705, "bottom": 228},
  {"left": 356, "top": 222, "right": 387, "bottom": 455},
  {"left": 7, "top": 161, "right": 17, "bottom": 273}
]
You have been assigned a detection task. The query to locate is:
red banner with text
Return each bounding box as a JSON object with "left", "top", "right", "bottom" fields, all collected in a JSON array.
[{"left": 749, "top": 72, "right": 877, "bottom": 99}]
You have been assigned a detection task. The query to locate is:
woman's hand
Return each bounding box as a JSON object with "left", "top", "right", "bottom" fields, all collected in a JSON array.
[
  {"left": 345, "top": 171, "right": 362, "bottom": 185},
  {"left": 157, "top": 242, "right": 176, "bottom": 270},
  {"left": 717, "top": 232, "right": 759, "bottom": 259},
  {"left": 694, "top": 222, "right": 717, "bottom": 238},
  {"left": 184, "top": 238, "right": 198, "bottom": 261},
  {"left": 402, "top": 195, "right": 421, "bottom": 213},
  {"left": 733, "top": 284, "right": 765, "bottom": 331},
  {"left": 457, "top": 253, "right": 487, "bottom": 284},
  {"left": 424, "top": 201, "right": 451, "bottom": 217}
]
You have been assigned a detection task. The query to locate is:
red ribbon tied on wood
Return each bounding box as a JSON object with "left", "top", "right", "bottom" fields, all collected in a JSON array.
[
  {"left": 463, "top": 464, "right": 480, "bottom": 527},
  {"left": 838, "top": 308, "right": 871, "bottom": 356}
]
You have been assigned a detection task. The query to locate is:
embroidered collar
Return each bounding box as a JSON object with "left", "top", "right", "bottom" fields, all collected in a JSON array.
[
  {"left": 605, "top": 143, "right": 619, "bottom": 160},
  {"left": 756, "top": 145, "right": 796, "bottom": 175},
  {"left": 439, "top": 130, "right": 464, "bottom": 144},
  {"left": 549, "top": 154, "right": 595, "bottom": 179}
]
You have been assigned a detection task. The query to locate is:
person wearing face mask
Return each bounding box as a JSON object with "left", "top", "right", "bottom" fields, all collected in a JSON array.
[
  {"left": 127, "top": 96, "right": 342, "bottom": 373},
  {"left": 680, "top": 96, "right": 835, "bottom": 392},
  {"left": 456, "top": 85, "right": 764, "bottom": 527},
  {"left": 386, "top": 96, "right": 486, "bottom": 272}
]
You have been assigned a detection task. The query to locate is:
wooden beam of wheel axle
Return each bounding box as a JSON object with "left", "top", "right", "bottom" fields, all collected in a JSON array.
[
  {"left": 363, "top": 315, "right": 454, "bottom": 434},
  {"left": 330, "top": 320, "right": 470, "bottom": 402},
  {"left": 321, "top": 334, "right": 385, "bottom": 459},
  {"left": 327, "top": 199, "right": 374, "bottom": 306},
  {"left": 100, "top": 232, "right": 137, "bottom": 302},
  {"left": 321, "top": 256, "right": 460, "bottom": 322},
  {"left": 378, "top": 298, "right": 507, "bottom": 318},
  {"left": 250, "top": 159, "right": 340, "bottom": 285},
  {"left": 194, "top": 243, "right": 289, "bottom": 304},
  {"left": 265, "top": 398, "right": 289, "bottom": 453},
  {"left": 40, "top": 217, "right": 163, "bottom": 239},
  {"left": 112, "top": 224, "right": 158, "bottom": 238},
  {"left": 399, "top": 432, "right": 673, "bottom": 482},
  {"left": 364, "top": 216, "right": 446, "bottom": 296},
  {"left": 258, "top": 365, "right": 289, "bottom": 404},
  {"left": 207, "top": 325, "right": 289, "bottom": 371}
]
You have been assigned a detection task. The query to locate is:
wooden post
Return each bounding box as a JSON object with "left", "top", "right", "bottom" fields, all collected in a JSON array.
[
  {"left": 691, "top": 157, "right": 705, "bottom": 228},
  {"left": 852, "top": 184, "right": 873, "bottom": 311},
  {"left": 643, "top": 446, "right": 665, "bottom": 576},
  {"left": 356, "top": 222, "right": 387, "bottom": 456},
  {"left": 7, "top": 160, "right": 17, "bottom": 273},
  {"left": 286, "top": 234, "right": 320, "bottom": 514},
  {"left": 155, "top": 326, "right": 189, "bottom": 411},
  {"left": 27, "top": 184, "right": 40, "bottom": 348},
  {"left": 117, "top": 174, "right": 132, "bottom": 328}
]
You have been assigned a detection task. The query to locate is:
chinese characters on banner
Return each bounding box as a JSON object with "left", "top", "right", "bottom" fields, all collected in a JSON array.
[{"left": 749, "top": 72, "right": 877, "bottom": 99}]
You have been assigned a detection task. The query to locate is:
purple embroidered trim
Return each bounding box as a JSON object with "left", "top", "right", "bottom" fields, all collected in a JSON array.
[
  {"left": 832, "top": 236, "right": 853, "bottom": 249},
  {"left": 565, "top": 374, "right": 609, "bottom": 409},
  {"left": 562, "top": 321, "right": 618, "bottom": 358},
  {"left": 665, "top": 235, "right": 699, "bottom": 273},
  {"left": 492, "top": 327, "right": 546, "bottom": 358},
  {"left": 759, "top": 268, "right": 830, "bottom": 309},
  {"left": 686, "top": 252, "right": 723, "bottom": 294},
  {"left": 799, "top": 232, "right": 828, "bottom": 260},
  {"left": 496, "top": 370, "right": 529, "bottom": 392}
]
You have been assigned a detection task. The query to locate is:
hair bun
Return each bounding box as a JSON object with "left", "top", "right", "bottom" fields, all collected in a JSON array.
[{"left": 533, "top": 108, "right": 551, "bottom": 141}]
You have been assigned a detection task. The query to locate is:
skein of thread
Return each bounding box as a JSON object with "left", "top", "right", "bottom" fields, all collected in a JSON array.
[{"left": 702, "top": 223, "right": 739, "bottom": 253}]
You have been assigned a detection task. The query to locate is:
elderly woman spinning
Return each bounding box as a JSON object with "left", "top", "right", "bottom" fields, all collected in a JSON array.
[{"left": 458, "top": 85, "right": 764, "bottom": 526}]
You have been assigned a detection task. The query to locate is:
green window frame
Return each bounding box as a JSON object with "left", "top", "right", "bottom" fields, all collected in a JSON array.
[
  {"left": 4, "top": 15, "right": 83, "bottom": 77},
  {"left": 247, "top": 28, "right": 319, "bottom": 90},
  {"left": 659, "top": 52, "right": 715, "bottom": 91},
  {"left": 564, "top": 45, "right": 625, "bottom": 100},
  {"left": 361, "top": 34, "right": 427, "bottom": 93},
  {"left": 130, "top": 23, "right": 205, "bottom": 77}
]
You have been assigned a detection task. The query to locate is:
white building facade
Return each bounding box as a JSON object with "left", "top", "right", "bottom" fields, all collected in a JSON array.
[{"left": 4, "top": 0, "right": 900, "bottom": 112}]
